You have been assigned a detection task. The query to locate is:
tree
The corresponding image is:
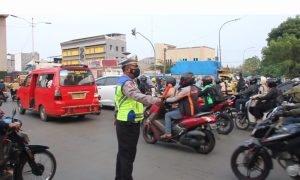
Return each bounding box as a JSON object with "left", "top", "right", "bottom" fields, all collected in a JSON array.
[
  {"left": 241, "top": 56, "right": 261, "bottom": 76},
  {"left": 267, "top": 15, "right": 300, "bottom": 45},
  {"left": 261, "top": 34, "right": 300, "bottom": 78}
]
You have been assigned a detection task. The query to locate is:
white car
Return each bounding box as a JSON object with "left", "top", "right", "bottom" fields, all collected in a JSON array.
[{"left": 96, "top": 75, "right": 121, "bottom": 107}]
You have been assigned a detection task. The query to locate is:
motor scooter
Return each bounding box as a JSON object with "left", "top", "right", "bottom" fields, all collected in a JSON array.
[{"left": 142, "top": 84, "right": 217, "bottom": 154}]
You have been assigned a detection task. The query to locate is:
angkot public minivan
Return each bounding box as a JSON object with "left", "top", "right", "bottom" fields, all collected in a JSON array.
[{"left": 17, "top": 65, "right": 100, "bottom": 121}]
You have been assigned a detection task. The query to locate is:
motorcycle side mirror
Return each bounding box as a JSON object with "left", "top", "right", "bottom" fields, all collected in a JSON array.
[
  {"left": 0, "top": 100, "right": 2, "bottom": 106},
  {"left": 12, "top": 108, "right": 17, "bottom": 121}
]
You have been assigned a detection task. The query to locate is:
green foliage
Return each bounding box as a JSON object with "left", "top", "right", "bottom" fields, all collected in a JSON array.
[
  {"left": 267, "top": 15, "right": 300, "bottom": 45},
  {"left": 242, "top": 56, "right": 261, "bottom": 76},
  {"left": 261, "top": 34, "right": 300, "bottom": 78}
]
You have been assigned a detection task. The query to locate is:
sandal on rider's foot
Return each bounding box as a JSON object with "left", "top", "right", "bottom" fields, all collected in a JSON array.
[{"left": 160, "top": 133, "right": 172, "bottom": 139}]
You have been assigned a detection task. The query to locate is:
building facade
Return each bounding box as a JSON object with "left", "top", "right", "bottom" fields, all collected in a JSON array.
[
  {"left": 14, "top": 52, "right": 39, "bottom": 71},
  {"left": 60, "top": 33, "right": 127, "bottom": 68},
  {"left": 155, "top": 43, "right": 216, "bottom": 65},
  {"left": 0, "top": 14, "right": 8, "bottom": 72}
]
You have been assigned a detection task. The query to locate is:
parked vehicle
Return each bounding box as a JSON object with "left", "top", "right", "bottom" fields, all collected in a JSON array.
[
  {"left": 231, "top": 106, "right": 300, "bottom": 180},
  {"left": 95, "top": 75, "right": 121, "bottom": 107},
  {"left": 142, "top": 85, "right": 216, "bottom": 154},
  {"left": 0, "top": 102, "right": 56, "bottom": 179},
  {"left": 198, "top": 98, "right": 235, "bottom": 135},
  {"left": 17, "top": 65, "right": 101, "bottom": 121}
]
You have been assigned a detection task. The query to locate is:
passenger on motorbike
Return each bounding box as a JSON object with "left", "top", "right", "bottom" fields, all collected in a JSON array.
[
  {"left": 234, "top": 76, "right": 259, "bottom": 112},
  {"left": 273, "top": 103, "right": 300, "bottom": 125},
  {"left": 160, "top": 72, "right": 199, "bottom": 139},
  {"left": 0, "top": 79, "right": 5, "bottom": 99},
  {"left": 138, "top": 75, "right": 153, "bottom": 95},
  {"left": 198, "top": 75, "right": 216, "bottom": 113},
  {"left": 250, "top": 78, "right": 281, "bottom": 122}
]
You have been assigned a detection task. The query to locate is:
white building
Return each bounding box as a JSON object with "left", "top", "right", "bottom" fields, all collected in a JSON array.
[{"left": 14, "top": 52, "right": 39, "bottom": 71}]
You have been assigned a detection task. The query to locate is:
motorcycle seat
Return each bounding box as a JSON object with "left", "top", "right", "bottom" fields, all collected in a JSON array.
[{"left": 192, "top": 112, "right": 212, "bottom": 118}]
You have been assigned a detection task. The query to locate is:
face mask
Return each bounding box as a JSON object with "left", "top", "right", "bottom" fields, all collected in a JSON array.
[{"left": 130, "top": 68, "right": 140, "bottom": 78}]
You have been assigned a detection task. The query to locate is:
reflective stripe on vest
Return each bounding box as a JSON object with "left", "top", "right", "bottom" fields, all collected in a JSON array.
[{"left": 115, "top": 76, "right": 144, "bottom": 122}]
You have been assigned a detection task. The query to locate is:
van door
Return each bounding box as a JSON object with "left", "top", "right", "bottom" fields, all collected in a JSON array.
[
  {"left": 35, "top": 73, "right": 55, "bottom": 114},
  {"left": 18, "top": 74, "right": 32, "bottom": 109},
  {"left": 29, "top": 74, "right": 39, "bottom": 109}
]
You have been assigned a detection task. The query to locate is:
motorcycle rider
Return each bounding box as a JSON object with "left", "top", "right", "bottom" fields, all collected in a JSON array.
[
  {"left": 198, "top": 75, "right": 216, "bottom": 113},
  {"left": 250, "top": 78, "right": 281, "bottom": 122},
  {"left": 160, "top": 72, "right": 199, "bottom": 139},
  {"left": 138, "top": 75, "right": 152, "bottom": 95},
  {"left": 234, "top": 76, "right": 259, "bottom": 112},
  {"left": 0, "top": 79, "right": 5, "bottom": 99}
]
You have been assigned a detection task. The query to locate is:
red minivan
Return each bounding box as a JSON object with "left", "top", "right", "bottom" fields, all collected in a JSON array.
[{"left": 17, "top": 65, "right": 101, "bottom": 121}]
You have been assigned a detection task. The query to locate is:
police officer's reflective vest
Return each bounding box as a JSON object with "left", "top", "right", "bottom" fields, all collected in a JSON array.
[
  {"left": 115, "top": 76, "right": 144, "bottom": 122},
  {"left": 202, "top": 84, "right": 214, "bottom": 104}
]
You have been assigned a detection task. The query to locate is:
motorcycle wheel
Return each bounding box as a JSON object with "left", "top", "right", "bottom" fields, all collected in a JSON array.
[
  {"left": 216, "top": 113, "right": 234, "bottom": 135},
  {"left": 14, "top": 150, "right": 56, "bottom": 180},
  {"left": 17, "top": 100, "right": 26, "bottom": 114},
  {"left": 194, "top": 130, "right": 215, "bottom": 154},
  {"left": 235, "top": 114, "right": 249, "bottom": 130},
  {"left": 231, "top": 146, "right": 271, "bottom": 180},
  {"left": 142, "top": 125, "right": 157, "bottom": 144}
]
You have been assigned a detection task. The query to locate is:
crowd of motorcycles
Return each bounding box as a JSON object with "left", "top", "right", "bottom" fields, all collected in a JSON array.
[
  {"left": 0, "top": 100, "right": 56, "bottom": 179},
  {"left": 142, "top": 79, "right": 300, "bottom": 180}
]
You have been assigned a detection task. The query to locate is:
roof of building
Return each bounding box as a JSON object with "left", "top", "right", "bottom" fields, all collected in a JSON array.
[{"left": 61, "top": 33, "right": 125, "bottom": 45}]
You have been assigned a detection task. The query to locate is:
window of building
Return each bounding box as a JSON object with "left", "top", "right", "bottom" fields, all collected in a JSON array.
[
  {"left": 121, "top": 47, "right": 125, "bottom": 52},
  {"left": 194, "top": 58, "right": 198, "bottom": 61},
  {"left": 116, "top": 46, "right": 119, "bottom": 51},
  {"left": 110, "top": 45, "right": 113, "bottom": 51}
]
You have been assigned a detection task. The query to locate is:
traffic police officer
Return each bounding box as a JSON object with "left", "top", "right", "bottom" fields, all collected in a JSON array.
[{"left": 114, "top": 58, "right": 162, "bottom": 180}]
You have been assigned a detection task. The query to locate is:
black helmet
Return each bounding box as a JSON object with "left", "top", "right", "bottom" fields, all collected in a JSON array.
[
  {"left": 179, "top": 72, "right": 195, "bottom": 87},
  {"left": 249, "top": 76, "right": 258, "bottom": 85},
  {"left": 202, "top": 75, "right": 213, "bottom": 86},
  {"left": 139, "top": 75, "right": 147, "bottom": 81},
  {"left": 164, "top": 76, "right": 177, "bottom": 87},
  {"left": 267, "top": 78, "right": 278, "bottom": 88}
]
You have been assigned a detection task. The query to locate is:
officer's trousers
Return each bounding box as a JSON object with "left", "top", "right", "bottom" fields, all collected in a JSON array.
[{"left": 115, "top": 120, "right": 140, "bottom": 180}]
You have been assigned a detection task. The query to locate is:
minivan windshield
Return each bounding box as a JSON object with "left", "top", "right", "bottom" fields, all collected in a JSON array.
[{"left": 60, "top": 69, "right": 95, "bottom": 86}]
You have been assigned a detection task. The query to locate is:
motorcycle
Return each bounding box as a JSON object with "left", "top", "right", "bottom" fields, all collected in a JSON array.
[
  {"left": 197, "top": 97, "right": 235, "bottom": 135},
  {"left": 0, "top": 101, "right": 56, "bottom": 179},
  {"left": 231, "top": 106, "right": 300, "bottom": 180},
  {"left": 142, "top": 84, "right": 216, "bottom": 154},
  {"left": 10, "top": 89, "right": 17, "bottom": 102}
]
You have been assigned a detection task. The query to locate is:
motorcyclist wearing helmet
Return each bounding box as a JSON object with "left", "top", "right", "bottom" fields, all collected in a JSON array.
[
  {"left": 138, "top": 75, "right": 152, "bottom": 95},
  {"left": 160, "top": 72, "right": 199, "bottom": 139},
  {"left": 0, "top": 80, "right": 5, "bottom": 100},
  {"left": 234, "top": 76, "right": 259, "bottom": 112},
  {"left": 198, "top": 75, "right": 216, "bottom": 112},
  {"left": 250, "top": 78, "right": 282, "bottom": 122},
  {"left": 164, "top": 76, "right": 178, "bottom": 98}
]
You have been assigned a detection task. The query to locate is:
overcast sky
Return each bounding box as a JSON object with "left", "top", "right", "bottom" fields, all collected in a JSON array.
[{"left": 1, "top": 0, "right": 299, "bottom": 67}]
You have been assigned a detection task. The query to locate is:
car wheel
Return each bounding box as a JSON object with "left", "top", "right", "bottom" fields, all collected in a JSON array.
[{"left": 39, "top": 105, "right": 49, "bottom": 122}]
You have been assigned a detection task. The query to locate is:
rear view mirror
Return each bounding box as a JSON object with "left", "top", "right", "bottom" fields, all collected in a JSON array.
[
  {"left": 12, "top": 108, "right": 16, "bottom": 118},
  {"left": 0, "top": 100, "right": 2, "bottom": 106}
]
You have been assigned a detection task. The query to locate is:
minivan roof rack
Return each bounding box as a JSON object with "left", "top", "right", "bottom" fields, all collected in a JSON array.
[{"left": 61, "top": 64, "right": 88, "bottom": 68}]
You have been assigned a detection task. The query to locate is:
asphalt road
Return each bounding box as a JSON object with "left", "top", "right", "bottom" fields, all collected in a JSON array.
[{"left": 1, "top": 101, "right": 288, "bottom": 180}]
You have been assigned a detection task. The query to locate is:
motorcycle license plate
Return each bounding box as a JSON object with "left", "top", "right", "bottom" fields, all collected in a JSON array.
[{"left": 210, "top": 123, "right": 218, "bottom": 130}]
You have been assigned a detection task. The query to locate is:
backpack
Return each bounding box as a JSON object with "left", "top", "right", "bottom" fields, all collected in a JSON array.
[{"left": 210, "top": 84, "right": 226, "bottom": 104}]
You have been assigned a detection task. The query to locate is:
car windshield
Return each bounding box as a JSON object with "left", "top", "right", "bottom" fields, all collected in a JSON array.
[{"left": 60, "top": 69, "right": 94, "bottom": 86}]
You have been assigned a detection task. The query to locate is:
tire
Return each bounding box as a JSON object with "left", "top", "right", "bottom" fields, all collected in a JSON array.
[
  {"left": 231, "top": 146, "right": 271, "bottom": 180},
  {"left": 17, "top": 100, "right": 26, "bottom": 114},
  {"left": 194, "top": 130, "right": 215, "bottom": 154},
  {"left": 235, "top": 114, "right": 249, "bottom": 130},
  {"left": 39, "top": 106, "right": 49, "bottom": 122},
  {"left": 216, "top": 113, "right": 234, "bottom": 135},
  {"left": 142, "top": 125, "right": 157, "bottom": 144},
  {"left": 14, "top": 150, "right": 56, "bottom": 180}
]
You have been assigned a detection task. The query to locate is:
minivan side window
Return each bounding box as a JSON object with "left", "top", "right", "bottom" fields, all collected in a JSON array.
[
  {"left": 104, "top": 77, "right": 118, "bottom": 86},
  {"left": 37, "top": 74, "right": 54, "bottom": 88},
  {"left": 60, "top": 69, "right": 94, "bottom": 86},
  {"left": 22, "top": 75, "right": 32, "bottom": 87},
  {"left": 96, "top": 78, "right": 106, "bottom": 86}
]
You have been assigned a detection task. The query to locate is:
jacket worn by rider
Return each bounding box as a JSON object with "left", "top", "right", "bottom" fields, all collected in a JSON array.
[
  {"left": 198, "top": 84, "right": 214, "bottom": 105},
  {"left": 166, "top": 85, "right": 199, "bottom": 117},
  {"left": 236, "top": 84, "right": 259, "bottom": 99},
  {"left": 115, "top": 75, "right": 156, "bottom": 123}
]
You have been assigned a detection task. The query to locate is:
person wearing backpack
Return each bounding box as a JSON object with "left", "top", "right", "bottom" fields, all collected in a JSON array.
[{"left": 198, "top": 76, "right": 216, "bottom": 113}]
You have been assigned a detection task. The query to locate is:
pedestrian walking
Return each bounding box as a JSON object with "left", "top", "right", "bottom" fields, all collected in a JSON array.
[{"left": 114, "top": 58, "right": 162, "bottom": 180}]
